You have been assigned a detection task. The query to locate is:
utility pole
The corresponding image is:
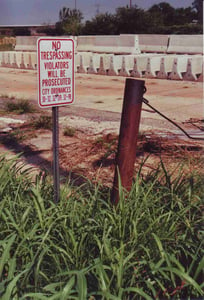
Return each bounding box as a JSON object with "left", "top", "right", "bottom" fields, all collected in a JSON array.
[
  {"left": 130, "top": 0, "right": 132, "bottom": 8},
  {"left": 75, "top": 0, "right": 76, "bottom": 9}
]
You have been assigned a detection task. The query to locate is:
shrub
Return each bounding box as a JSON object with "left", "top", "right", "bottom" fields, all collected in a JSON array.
[
  {"left": 5, "top": 99, "right": 35, "bottom": 114},
  {"left": 63, "top": 126, "right": 76, "bottom": 137},
  {"left": 32, "top": 115, "right": 52, "bottom": 130}
]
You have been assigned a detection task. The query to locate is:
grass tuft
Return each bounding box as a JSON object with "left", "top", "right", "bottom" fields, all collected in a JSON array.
[
  {"left": 63, "top": 126, "right": 76, "bottom": 137},
  {"left": 32, "top": 115, "right": 52, "bottom": 130},
  {"left": 5, "top": 99, "right": 35, "bottom": 114},
  {"left": 0, "top": 155, "right": 203, "bottom": 299}
]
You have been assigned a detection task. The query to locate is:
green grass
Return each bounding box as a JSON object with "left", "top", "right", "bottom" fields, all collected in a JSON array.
[{"left": 0, "top": 155, "right": 203, "bottom": 299}]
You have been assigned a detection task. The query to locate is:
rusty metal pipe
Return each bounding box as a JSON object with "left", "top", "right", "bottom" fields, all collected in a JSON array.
[{"left": 111, "top": 78, "right": 145, "bottom": 205}]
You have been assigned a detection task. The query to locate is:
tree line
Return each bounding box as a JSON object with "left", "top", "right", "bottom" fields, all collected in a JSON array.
[
  {"left": 15, "top": 0, "right": 202, "bottom": 36},
  {"left": 48, "top": 0, "right": 202, "bottom": 36}
]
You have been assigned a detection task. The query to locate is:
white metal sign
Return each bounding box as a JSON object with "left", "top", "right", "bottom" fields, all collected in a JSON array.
[{"left": 37, "top": 38, "right": 75, "bottom": 108}]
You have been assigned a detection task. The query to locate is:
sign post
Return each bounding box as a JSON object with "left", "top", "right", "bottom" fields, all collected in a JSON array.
[{"left": 37, "top": 38, "right": 75, "bottom": 203}]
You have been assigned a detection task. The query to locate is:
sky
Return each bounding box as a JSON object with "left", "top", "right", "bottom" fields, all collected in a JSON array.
[{"left": 0, "top": 0, "right": 194, "bottom": 26}]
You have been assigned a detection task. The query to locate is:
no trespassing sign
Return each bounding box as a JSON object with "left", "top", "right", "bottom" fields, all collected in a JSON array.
[{"left": 37, "top": 38, "right": 75, "bottom": 108}]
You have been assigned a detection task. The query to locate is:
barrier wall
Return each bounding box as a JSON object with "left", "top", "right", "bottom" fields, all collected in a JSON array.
[
  {"left": 77, "top": 35, "right": 140, "bottom": 54},
  {"left": 15, "top": 36, "right": 38, "bottom": 51},
  {"left": 14, "top": 34, "right": 203, "bottom": 56},
  {"left": 0, "top": 51, "right": 203, "bottom": 82},
  {"left": 183, "top": 56, "right": 204, "bottom": 81},
  {"left": 15, "top": 36, "right": 77, "bottom": 52},
  {"left": 138, "top": 35, "right": 169, "bottom": 53},
  {"left": 167, "top": 35, "right": 203, "bottom": 55}
]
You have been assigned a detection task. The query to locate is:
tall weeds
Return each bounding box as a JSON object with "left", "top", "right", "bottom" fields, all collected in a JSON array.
[{"left": 0, "top": 155, "right": 203, "bottom": 299}]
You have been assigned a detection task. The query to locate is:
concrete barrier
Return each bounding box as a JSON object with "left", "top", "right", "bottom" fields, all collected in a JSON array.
[
  {"left": 1, "top": 52, "right": 12, "bottom": 67},
  {"left": 0, "top": 50, "right": 202, "bottom": 82},
  {"left": 167, "top": 35, "right": 203, "bottom": 55},
  {"left": 77, "top": 36, "right": 96, "bottom": 52},
  {"left": 119, "top": 56, "right": 134, "bottom": 76},
  {"left": 131, "top": 56, "right": 148, "bottom": 78},
  {"left": 15, "top": 36, "right": 38, "bottom": 52},
  {"left": 77, "top": 53, "right": 93, "bottom": 73},
  {"left": 98, "top": 55, "right": 112, "bottom": 75},
  {"left": 15, "top": 36, "right": 77, "bottom": 52},
  {"left": 169, "top": 56, "right": 189, "bottom": 80},
  {"left": 87, "top": 55, "right": 100, "bottom": 74},
  {"left": 108, "top": 56, "right": 123, "bottom": 76},
  {"left": 183, "top": 56, "right": 203, "bottom": 81},
  {"left": 75, "top": 53, "right": 80, "bottom": 72},
  {"left": 138, "top": 34, "right": 169, "bottom": 53},
  {"left": 157, "top": 56, "right": 176, "bottom": 79},
  {"left": 145, "top": 56, "right": 163, "bottom": 78},
  {"left": 116, "top": 35, "right": 140, "bottom": 54},
  {"left": 77, "top": 35, "right": 140, "bottom": 54},
  {"left": 197, "top": 62, "right": 203, "bottom": 82}
]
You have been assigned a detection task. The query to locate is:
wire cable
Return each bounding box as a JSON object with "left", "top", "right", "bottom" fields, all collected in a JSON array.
[{"left": 142, "top": 97, "right": 204, "bottom": 141}]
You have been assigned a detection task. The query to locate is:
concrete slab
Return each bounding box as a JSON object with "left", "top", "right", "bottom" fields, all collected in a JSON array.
[
  {"left": 167, "top": 35, "right": 203, "bottom": 55},
  {"left": 138, "top": 34, "right": 169, "bottom": 53}
]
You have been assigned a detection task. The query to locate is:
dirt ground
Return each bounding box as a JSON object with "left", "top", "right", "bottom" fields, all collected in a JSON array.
[{"left": 0, "top": 67, "right": 203, "bottom": 186}]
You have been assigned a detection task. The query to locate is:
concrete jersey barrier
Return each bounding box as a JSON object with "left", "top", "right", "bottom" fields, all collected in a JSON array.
[
  {"left": 167, "top": 35, "right": 203, "bottom": 55},
  {"left": 15, "top": 36, "right": 39, "bottom": 52},
  {"left": 77, "top": 35, "right": 140, "bottom": 54},
  {"left": 0, "top": 50, "right": 203, "bottom": 82},
  {"left": 138, "top": 34, "right": 169, "bottom": 53},
  {"left": 15, "top": 36, "right": 77, "bottom": 52}
]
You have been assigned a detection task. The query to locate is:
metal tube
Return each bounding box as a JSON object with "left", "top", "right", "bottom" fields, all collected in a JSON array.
[
  {"left": 52, "top": 107, "right": 60, "bottom": 203},
  {"left": 111, "top": 78, "right": 145, "bottom": 205}
]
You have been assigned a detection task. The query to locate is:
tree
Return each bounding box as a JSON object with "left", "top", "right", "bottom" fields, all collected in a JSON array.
[
  {"left": 82, "top": 13, "right": 117, "bottom": 35},
  {"left": 148, "top": 2, "right": 176, "bottom": 26},
  {"left": 192, "top": 0, "right": 203, "bottom": 23},
  {"left": 115, "top": 5, "right": 149, "bottom": 34},
  {"left": 56, "top": 7, "right": 83, "bottom": 35},
  {"left": 13, "top": 27, "right": 31, "bottom": 36}
]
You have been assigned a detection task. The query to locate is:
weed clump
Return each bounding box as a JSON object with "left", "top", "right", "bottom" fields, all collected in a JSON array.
[
  {"left": 5, "top": 99, "right": 35, "bottom": 114},
  {"left": 32, "top": 115, "right": 52, "bottom": 130},
  {"left": 63, "top": 126, "right": 76, "bottom": 137}
]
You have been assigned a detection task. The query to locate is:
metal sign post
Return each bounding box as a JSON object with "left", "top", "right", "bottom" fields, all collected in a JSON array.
[
  {"left": 52, "top": 107, "right": 60, "bottom": 203},
  {"left": 37, "top": 37, "right": 75, "bottom": 203}
]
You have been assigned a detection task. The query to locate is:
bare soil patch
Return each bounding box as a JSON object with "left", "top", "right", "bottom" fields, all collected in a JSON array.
[
  {"left": 0, "top": 69, "right": 203, "bottom": 185},
  {"left": 0, "top": 111, "right": 203, "bottom": 187}
]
